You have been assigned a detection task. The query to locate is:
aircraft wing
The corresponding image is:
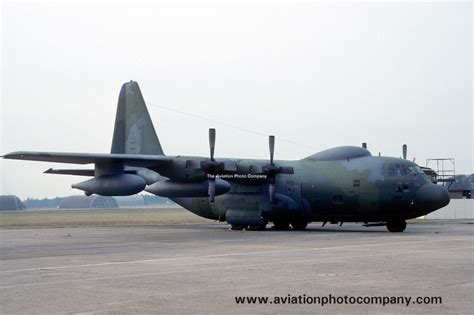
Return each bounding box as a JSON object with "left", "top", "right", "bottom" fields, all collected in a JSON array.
[
  {"left": 2, "top": 151, "right": 172, "bottom": 168},
  {"left": 44, "top": 168, "right": 96, "bottom": 176}
]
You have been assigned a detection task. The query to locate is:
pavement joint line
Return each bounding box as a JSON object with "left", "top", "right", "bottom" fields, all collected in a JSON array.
[
  {"left": 0, "top": 245, "right": 471, "bottom": 290},
  {"left": 0, "top": 237, "right": 468, "bottom": 274}
]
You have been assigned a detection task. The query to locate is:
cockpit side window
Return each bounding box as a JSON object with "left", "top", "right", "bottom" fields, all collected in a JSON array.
[
  {"left": 407, "top": 166, "right": 422, "bottom": 175},
  {"left": 395, "top": 164, "right": 402, "bottom": 176},
  {"left": 388, "top": 163, "right": 419, "bottom": 177},
  {"left": 388, "top": 166, "right": 395, "bottom": 177}
]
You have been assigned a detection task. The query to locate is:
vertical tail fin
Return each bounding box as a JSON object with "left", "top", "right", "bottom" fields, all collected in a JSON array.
[{"left": 111, "top": 81, "right": 165, "bottom": 155}]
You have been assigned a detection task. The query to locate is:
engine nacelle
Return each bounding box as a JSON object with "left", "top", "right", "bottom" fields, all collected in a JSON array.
[
  {"left": 72, "top": 174, "right": 146, "bottom": 196},
  {"left": 145, "top": 179, "right": 231, "bottom": 197}
]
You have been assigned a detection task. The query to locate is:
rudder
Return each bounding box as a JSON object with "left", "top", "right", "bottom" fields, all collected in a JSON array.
[{"left": 111, "top": 81, "right": 165, "bottom": 155}]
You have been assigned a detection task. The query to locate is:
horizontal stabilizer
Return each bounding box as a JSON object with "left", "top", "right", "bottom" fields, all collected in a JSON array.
[{"left": 3, "top": 151, "right": 172, "bottom": 167}]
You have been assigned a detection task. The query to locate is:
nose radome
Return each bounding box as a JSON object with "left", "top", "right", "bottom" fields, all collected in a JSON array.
[{"left": 415, "top": 184, "right": 450, "bottom": 212}]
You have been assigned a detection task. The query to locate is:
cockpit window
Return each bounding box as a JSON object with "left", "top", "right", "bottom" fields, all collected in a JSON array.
[
  {"left": 388, "top": 164, "right": 421, "bottom": 177},
  {"left": 395, "top": 164, "right": 404, "bottom": 176},
  {"left": 407, "top": 166, "right": 423, "bottom": 175}
]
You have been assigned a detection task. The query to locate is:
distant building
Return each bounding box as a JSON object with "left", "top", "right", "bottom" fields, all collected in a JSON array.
[
  {"left": 425, "top": 199, "right": 473, "bottom": 219},
  {"left": 23, "top": 197, "right": 63, "bottom": 209},
  {"left": 114, "top": 195, "right": 146, "bottom": 207},
  {"left": 115, "top": 194, "right": 173, "bottom": 208},
  {"left": 0, "top": 195, "right": 26, "bottom": 211},
  {"left": 444, "top": 174, "right": 473, "bottom": 199},
  {"left": 59, "top": 195, "right": 118, "bottom": 209},
  {"left": 142, "top": 194, "right": 174, "bottom": 205}
]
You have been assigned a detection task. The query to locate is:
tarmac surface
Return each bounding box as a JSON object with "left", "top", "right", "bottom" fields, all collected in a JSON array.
[{"left": 0, "top": 219, "right": 473, "bottom": 314}]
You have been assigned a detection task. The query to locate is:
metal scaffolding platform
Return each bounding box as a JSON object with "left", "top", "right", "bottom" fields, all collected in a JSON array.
[{"left": 425, "top": 158, "right": 456, "bottom": 186}]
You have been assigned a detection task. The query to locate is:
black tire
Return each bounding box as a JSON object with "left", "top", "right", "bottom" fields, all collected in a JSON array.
[
  {"left": 386, "top": 219, "right": 406, "bottom": 232},
  {"left": 273, "top": 220, "right": 290, "bottom": 230},
  {"left": 290, "top": 220, "right": 308, "bottom": 230},
  {"left": 248, "top": 222, "right": 267, "bottom": 231},
  {"left": 230, "top": 224, "right": 247, "bottom": 231}
]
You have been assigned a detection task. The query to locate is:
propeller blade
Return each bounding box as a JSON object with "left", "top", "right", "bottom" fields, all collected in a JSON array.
[
  {"left": 268, "top": 184, "right": 275, "bottom": 203},
  {"left": 402, "top": 144, "right": 407, "bottom": 160},
  {"left": 269, "top": 183, "right": 275, "bottom": 204},
  {"left": 209, "top": 128, "right": 216, "bottom": 161},
  {"left": 269, "top": 135, "right": 275, "bottom": 165},
  {"left": 208, "top": 178, "right": 216, "bottom": 202}
]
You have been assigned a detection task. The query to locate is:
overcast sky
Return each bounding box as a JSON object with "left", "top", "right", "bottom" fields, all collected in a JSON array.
[{"left": 1, "top": 0, "right": 472, "bottom": 199}]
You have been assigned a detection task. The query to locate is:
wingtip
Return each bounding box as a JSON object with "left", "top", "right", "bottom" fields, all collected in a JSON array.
[
  {"left": 0, "top": 152, "right": 11, "bottom": 159},
  {"left": 2, "top": 152, "right": 23, "bottom": 159}
]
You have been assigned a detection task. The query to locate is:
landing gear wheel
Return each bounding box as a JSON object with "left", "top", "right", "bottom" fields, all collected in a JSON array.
[
  {"left": 273, "top": 220, "right": 290, "bottom": 230},
  {"left": 230, "top": 224, "right": 247, "bottom": 231},
  {"left": 248, "top": 222, "right": 267, "bottom": 231},
  {"left": 386, "top": 219, "right": 406, "bottom": 232},
  {"left": 290, "top": 220, "right": 308, "bottom": 230}
]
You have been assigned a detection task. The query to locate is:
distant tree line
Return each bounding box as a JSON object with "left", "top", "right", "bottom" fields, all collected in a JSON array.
[
  {"left": 142, "top": 194, "right": 172, "bottom": 205},
  {"left": 24, "top": 194, "right": 172, "bottom": 209},
  {"left": 23, "top": 197, "right": 64, "bottom": 209}
]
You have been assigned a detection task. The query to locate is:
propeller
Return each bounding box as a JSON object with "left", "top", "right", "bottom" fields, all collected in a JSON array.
[
  {"left": 186, "top": 129, "right": 293, "bottom": 204},
  {"left": 184, "top": 128, "right": 238, "bottom": 202},
  {"left": 269, "top": 135, "right": 275, "bottom": 165},
  {"left": 185, "top": 128, "right": 239, "bottom": 202},
  {"left": 262, "top": 135, "right": 293, "bottom": 204},
  {"left": 268, "top": 135, "right": 276, "bottom": 203},
  {"left": 402, "top": 144, "right": 407, "bottom": 160},
  {"left": 209, "top": 128, "right": 216, "bottom": 161},
  {"left": 206, "top": 128, "right": 219, "bottom": 202},
  {"left": 208, "top": 180, "right": 216, "bottom": 202}
]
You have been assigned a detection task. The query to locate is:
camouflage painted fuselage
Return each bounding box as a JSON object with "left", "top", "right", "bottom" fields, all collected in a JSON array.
[{"left": 169, "top": 148, "right": 447, "bottom": 224}]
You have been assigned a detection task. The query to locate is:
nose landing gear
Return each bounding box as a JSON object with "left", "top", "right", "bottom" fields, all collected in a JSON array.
[
  {"left": 386, "top": 219, "right": 407, "bottom": 232},
  {"left": 290, "top": 219, "right": 308, "bottom": 231}
]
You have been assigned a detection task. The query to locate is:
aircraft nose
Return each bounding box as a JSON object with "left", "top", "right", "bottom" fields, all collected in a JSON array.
[{"left": 415, "top": 184, "right": 450, "bottom": 212}]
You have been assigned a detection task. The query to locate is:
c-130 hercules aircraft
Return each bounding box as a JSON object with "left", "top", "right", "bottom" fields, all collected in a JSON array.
[{"left": 3, "top": 81, "right": 450, "bottom": 232}]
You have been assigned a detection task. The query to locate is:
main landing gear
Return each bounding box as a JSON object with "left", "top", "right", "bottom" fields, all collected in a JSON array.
[
  {"left": 272, "top": 220, "right": 290, "bottom": 230},
  {"left": 230, "top": 219, "right": 310, "bottom": 231},
  {"left": 271, "top": 217, "right": 309, "bottom": 231},
  {"left": 290, "top": 219, "right": 308, "bottom": 231},
  {"left": 386, "top": 219, "right": 407, "bottom": 232},
  {"left": 231, "top": 219, "right": 407, "bottom": 232},
  {"left": 230, "top": 222, "right": 268, "bottom": 231},
  {"left": 230, "top": 224, "right": 248, "bottom": 231}
]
